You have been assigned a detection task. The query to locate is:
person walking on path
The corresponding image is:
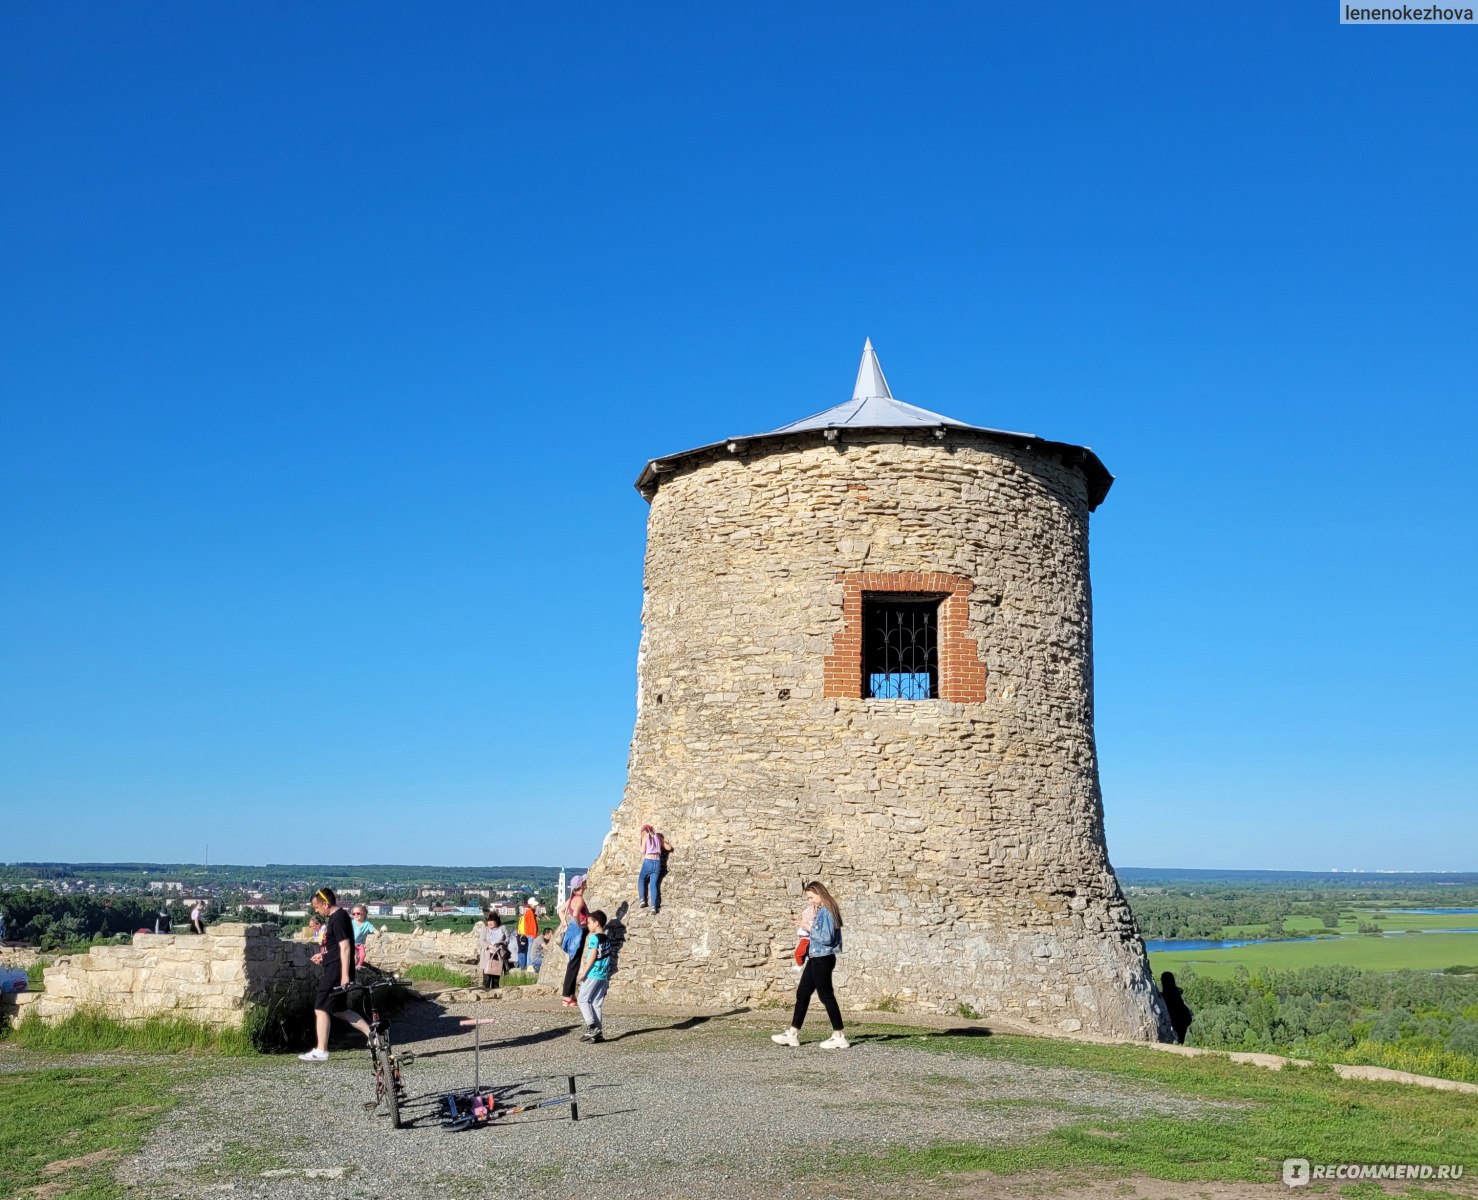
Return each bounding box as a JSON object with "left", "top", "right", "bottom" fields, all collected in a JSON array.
[
  {"left": 772, "top": 881, "right": 848, "bottom": 1050},
  {"left": 517, "top": 899, "right": 539, "bottom": 969},
  {"left": 558, "top": 875, "right": 590, "bottom": 1008},
  {"left": 478, "top": 912, "right": 512, "bottom": 990},
  {"left": 636, "top": 824, "right": 673, "bottom": 914},
  {"left": 576, "top": 909, "right": 613, "bottom": 1043},
  {"left": 299, "top": 888, "right": 372, "bottom": 1062},
  {"left": 189, "top": 902, "right": 206, "bottom": 934}
]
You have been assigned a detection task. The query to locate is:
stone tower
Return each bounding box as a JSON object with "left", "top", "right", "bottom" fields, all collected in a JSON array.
[{"left": 566, "top": 342, "right": 1169, "bottom": 1041}]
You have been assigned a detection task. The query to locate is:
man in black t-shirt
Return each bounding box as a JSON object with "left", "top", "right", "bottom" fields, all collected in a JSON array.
[{"left": 299, "top": 887, "right": 372, "bottom": 1062}]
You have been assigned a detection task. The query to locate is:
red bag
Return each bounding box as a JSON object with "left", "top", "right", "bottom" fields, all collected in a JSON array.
[{"left": 794, "top": 937, "right": 809, "bottom": 966}]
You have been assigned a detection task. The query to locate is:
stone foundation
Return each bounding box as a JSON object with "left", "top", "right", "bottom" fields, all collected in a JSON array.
[{"left": 21, "top": 924, "right": 316, "bottom": 1028}]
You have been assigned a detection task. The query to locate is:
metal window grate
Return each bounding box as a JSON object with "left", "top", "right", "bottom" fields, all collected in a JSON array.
[{"left": 862, "top": 593, "right": 941, "bottom": 700}]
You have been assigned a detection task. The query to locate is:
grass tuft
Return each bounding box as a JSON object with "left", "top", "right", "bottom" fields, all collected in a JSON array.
[
  {"left": 3, "top": 1008, "right": 255, "bottom": 1055},
  {"left": 403, "top": 961, "right": 475, "bottom": 986}
]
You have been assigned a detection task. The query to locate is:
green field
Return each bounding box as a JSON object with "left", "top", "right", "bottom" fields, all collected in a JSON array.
[
  {"left": 1372, "top": 909, "right": 1478, "bottom": 931},
  {"left": 1217, "top": 910, "right": 1478, "bottom": 940},
  {"left": 1151, "top": 931, "right": 1478, "bottom": 979}
]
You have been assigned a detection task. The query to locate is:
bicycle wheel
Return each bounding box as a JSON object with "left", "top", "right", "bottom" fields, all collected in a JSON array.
[
  {"left": 384, "top": 1046, "right": 402, "bottom": 1129},
  {"left": 369, "top": 1036, "right": 387, "bottom": 1111}
]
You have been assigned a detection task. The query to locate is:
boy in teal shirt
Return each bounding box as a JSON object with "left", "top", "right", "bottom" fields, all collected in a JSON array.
[{"left": 577, "top": 910, "right": 612, "bottom": 1043}]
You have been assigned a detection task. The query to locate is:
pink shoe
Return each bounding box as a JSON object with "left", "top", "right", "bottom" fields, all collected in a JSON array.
[{"left": 562, "top": 997, "right": 578, "bottom": 1007}]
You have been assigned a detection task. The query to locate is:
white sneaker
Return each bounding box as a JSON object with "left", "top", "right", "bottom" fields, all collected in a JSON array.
[
  {"left": 298, "top": 1048, "right": 329, "bottom": 1062},
  {"left": 770, "top": 1027, "right": 799, "bottom": 1047},
  {"left": 818, "top": 1032, "right": 850, "bottom": 1050}
]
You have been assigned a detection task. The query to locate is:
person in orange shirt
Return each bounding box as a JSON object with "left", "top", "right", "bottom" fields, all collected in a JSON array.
[{"left": 516, "top": 898, "right": 539, "bottom": 969}]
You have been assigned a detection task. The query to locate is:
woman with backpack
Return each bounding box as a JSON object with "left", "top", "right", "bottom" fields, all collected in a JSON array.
[
  {"left": 558, "top": 875, "right": 590, "bottom": 1008},
  {"left": 772, "top": 881, "right": 848, "bottom": 1050}
]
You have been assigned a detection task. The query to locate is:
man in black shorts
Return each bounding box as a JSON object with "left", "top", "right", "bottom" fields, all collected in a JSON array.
[{"left": 299, "top": 887, "right": 372, "bottom": 1062}]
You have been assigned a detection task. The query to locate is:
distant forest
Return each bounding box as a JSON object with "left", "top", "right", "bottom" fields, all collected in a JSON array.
[
  {"left": 1117, "top": 867, "right": 1478, "bottom": 890},
  {"left": 0, "top": 863, "right": 578, "bottom": 889}
]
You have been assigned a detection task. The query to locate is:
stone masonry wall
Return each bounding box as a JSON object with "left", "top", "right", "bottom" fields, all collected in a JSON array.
[
  {"left": 361, "top": 928, "right": 480, "bottom": 974},
  {"left": 551, "top": 431, "right": 1170, "bottom": 1041},
  {"left": 24, "top": 924, "right": 317, "bottom": 1028}
]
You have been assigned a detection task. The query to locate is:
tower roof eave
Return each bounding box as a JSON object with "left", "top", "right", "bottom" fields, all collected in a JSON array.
[
  {"left": 634, "top": 341, "right": 1115, "bottom": 509},
  {"left": 634, "top": 422, "right": 1113, "bottom": 510}
]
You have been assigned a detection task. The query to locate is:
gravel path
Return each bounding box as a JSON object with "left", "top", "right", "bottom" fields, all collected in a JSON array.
[{"left": 106, "top": 997, "right": 1223, "bottom": 1200}]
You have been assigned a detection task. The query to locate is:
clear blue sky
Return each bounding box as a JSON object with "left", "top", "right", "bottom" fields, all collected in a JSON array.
[{"left": 2, "top": 3, "right": 1473, "bottom": 872}]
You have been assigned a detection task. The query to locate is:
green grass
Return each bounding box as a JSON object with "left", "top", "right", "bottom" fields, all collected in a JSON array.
[
  {"left": 0, "top": 1064, "right": 182, "bottom": 1199},
  {"left": 402, "top": 962, "right": 475, "bottom": 986},
  {"left": 821, "top": 1027, "right": 1478, "bottom": 1189},
  {"left": 2, "top": 1008, "right": 256, "bottom": 1056},
  {"left": 401, "top": 962, "right": 539, "bottom": 988},
  {"left": 1151, "top": 932, "right": 1478, "bottom": 978}
]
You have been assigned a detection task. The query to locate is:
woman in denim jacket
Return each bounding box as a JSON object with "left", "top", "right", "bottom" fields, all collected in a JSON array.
[{"left": 772, "top": 881, "right": 849, "bottom": 1050}]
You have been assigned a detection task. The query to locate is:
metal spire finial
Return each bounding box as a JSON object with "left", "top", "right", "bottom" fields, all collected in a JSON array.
[{"left": 851, "top": 338, "right": 893, "bottom": 402}]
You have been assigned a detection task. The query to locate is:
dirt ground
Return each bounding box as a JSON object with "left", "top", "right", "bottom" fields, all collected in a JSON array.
[{"left": 91, "top": 996, "right": 1476, "bottom": 1200}]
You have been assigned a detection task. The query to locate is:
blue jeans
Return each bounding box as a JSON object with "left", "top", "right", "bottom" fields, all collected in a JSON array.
[{"left": 638, "top": 859, "right": 662, "bottom": 910}]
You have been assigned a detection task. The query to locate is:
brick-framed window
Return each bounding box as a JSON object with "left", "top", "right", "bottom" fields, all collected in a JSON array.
[
  {"left": 824, "top": 572, "right": 988, "bottom": 702},
  {"left": 862, "top": 593, "right": 940, "bottom": 699}
]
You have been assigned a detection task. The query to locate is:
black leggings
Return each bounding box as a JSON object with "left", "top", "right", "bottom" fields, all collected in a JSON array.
[
  {"left": 791, "top": 954, "right": 843, "bottom": 1031},
  {"left": 561, "top": 948, "right": 582, "bottom": 998}
]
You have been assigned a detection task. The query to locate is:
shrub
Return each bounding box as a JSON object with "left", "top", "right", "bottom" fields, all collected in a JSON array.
[{"left": 242, "top": 985, "right": 317, "bottom": 1053}]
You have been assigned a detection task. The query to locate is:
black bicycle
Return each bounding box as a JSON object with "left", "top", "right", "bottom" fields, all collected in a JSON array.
[{"left": 350, "top": 978, "right": 411, "bottom": 1129}]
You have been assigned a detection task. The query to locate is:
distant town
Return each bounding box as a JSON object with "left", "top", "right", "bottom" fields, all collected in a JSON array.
[{"left": 0, "top": 861, "right": 585, "bottom": 927}]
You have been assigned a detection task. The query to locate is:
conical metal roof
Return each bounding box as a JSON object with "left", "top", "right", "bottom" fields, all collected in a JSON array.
[{"left": 636, "top": 341, "right": 1113, "bottom": 508}]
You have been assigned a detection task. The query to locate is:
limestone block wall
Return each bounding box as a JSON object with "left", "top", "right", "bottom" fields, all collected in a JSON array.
[
  {"left": 25, "top": 924, "right": 316, "bottom": 1027},
  {"left": 554, "top": 431, "right": 1170, "bottom": 1041},
  {"left": 361, "top": 928, "right": 479, "bottom": 973}
]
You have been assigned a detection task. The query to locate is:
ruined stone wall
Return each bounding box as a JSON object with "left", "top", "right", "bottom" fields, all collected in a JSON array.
[
  {"left": 23, "top": 924, "right": 316, "bottom": 1027},
  {"left": 554, "top": 431, "right": 1169, "bottom": 1040},
  {"left": 361, "top": 928, "right": 479, "bottom": 973}
]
